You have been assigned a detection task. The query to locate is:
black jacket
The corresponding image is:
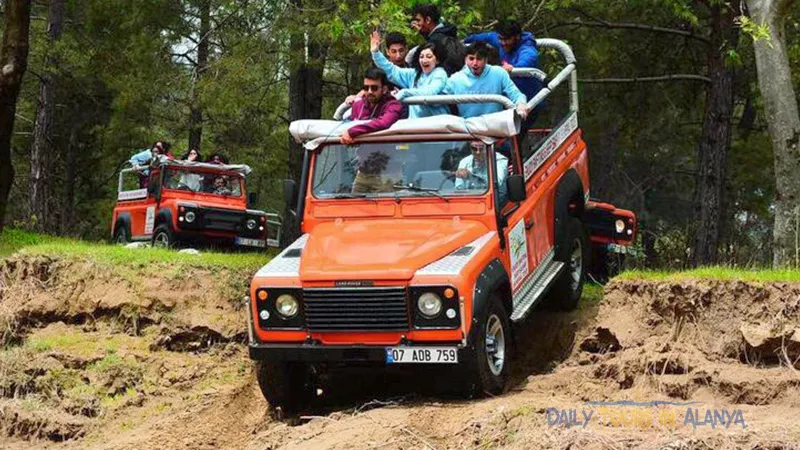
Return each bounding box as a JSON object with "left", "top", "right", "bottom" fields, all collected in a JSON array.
[{"left": 419, "top": 23, "right": 466, "bottom": 76}]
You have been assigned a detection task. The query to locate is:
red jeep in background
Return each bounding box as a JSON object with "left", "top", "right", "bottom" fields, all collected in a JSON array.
[{"left": 111, "top": 158, "right": 281, "bottom": 249}]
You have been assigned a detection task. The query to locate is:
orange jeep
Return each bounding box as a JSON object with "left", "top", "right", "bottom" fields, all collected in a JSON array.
[
  {"left": 246, "top": 39, "right": 636, "bottom": 413},
  {"left": 111, "top": 158, "right": 281, "bottom": 249}
]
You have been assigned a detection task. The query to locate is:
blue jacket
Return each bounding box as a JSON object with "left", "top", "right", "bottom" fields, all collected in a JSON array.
[
  {"left": 372, "top": 51, "right": 450, "bottom": 118},
  {"left": 464, "top": 31, "right": 542, "bottom": 101},
  {"left": 444, "top": 65, "right": 527, "bottom": 118},
  {"left": 130, "top": 149, "right": 153, "bottom": 176}
]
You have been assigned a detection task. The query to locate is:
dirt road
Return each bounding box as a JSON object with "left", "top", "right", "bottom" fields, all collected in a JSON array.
[{"left": 2, "top": 255, "right": 799, "bottom": 449}]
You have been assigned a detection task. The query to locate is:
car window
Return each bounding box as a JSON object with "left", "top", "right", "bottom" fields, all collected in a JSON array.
[
  {"left": 163, "top": 169, "right": 242, "bottom": 197},
  {"left": 312, "top": 141, "right": 497, "bottom": 199}
]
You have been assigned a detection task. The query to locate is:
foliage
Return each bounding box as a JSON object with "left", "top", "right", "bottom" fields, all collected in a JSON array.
[{"left": 0, "top": 0, "right": 796, "bottom": 268}]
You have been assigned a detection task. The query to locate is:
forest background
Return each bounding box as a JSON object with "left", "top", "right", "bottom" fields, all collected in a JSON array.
[{"left": 1, "top": 0, "right": 798, "bottom": 269}]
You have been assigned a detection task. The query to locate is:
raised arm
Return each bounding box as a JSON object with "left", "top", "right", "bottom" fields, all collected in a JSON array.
[{"left": 370, "top": 30, "right": 414, "bottom": 89}]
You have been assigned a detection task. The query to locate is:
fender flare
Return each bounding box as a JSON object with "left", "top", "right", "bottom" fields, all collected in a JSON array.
[
  {"left": 467, "top": 259, "right": 511, "bottom": 348},
  {"left": 112, "top": 213, "right": 132, "bottom": 239},
  {"left": 553, "top": 169, "right": 585, "bottom": 262}
]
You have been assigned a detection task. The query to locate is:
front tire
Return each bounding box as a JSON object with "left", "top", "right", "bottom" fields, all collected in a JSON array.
[
  {"left": 463, "top": 294, "right": 511, "bottom": 396},
  {"left": 151, "top": 224, "right": 174, "bottom": 248},
  {"left": 256, "top": 360, "right": 314, "bottom": 418},
  {"left": 113, "top": 223, "right": 130, "bottom": 244},
  {"left": 544, "top": 217, "right": 588, "bottom": 311}
]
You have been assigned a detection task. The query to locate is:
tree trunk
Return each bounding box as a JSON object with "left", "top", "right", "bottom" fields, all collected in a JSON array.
[
  {"left": 188, "top": 0, "right": 211, "bottom": 152},
  {"left": 281, "top": 0, "right": 326, "bottom": 248},
  {"left": 60, "top": 127, "right": 77, "bottom": 233},
  {"left": 746, "top": 0, "right": 800, "bottom": 267},
  {"left": 0, "top": 0, "right": 32, "bottom": 233},
  {"left": 28, "top": 0, "right": 64, "bottom": 232},
  {"left": 691, "top": 5, "right": 735, "bottom": 267}
]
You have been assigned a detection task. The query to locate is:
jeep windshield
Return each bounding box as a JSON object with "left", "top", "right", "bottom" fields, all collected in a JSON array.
[
  {"left": 312, "top": 141, "right": 501, "bottom": 199},
  {"left": 163, "top": 168, "right": 243, "bottom": 197}
]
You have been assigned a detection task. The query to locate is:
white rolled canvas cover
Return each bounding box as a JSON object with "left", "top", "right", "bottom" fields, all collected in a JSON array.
[
  {"left": 290, "top": 109, "right": 521, "bottom": 150},
  {"left": 153, "top": 156, "right": 252, "bottom": 176}
]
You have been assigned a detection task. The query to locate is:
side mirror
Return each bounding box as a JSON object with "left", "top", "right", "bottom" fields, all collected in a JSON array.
[
  {"left": 507, "top": 175, "right": 526, "bottom": 203},
  {"left": 283, "top": 179, "right": 298, "bottom": 213},
  {"left": 248, "top": 192, "right": 259, "bottom": 208}
]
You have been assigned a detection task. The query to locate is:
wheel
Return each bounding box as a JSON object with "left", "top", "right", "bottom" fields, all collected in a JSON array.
[
  {"left": 151, "top": 224, "right": 174, "bottom": 248},
  {"left": 113, "top": 223, "right": 130, "bottom": 244},
  {"left": 463, "top": 293, "right": 512, "bottom": 396},
  {"left": 256, "top": 360, "right": 314, "bottom": 417},
  {"left": 544, "top": 217, "right": 588, "bottom": 311}
]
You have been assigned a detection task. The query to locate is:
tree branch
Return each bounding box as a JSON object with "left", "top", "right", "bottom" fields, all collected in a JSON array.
[
  {"left": 549, "top": 19, "right": 710, "bottom": 44},
  {"left": 580, "top": 74, "right": 712, "bottom": 84}
]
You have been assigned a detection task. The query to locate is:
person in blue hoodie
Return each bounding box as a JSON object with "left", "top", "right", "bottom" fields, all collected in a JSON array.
[
  {"left": 370, "top": 30, "right": 449, "bottom": 119},
  {"left": 464, "top": 20, "right": 542, "bottom": 103},
  {"left": 444, "top": 42, "right": 529, "bottom": 119}
]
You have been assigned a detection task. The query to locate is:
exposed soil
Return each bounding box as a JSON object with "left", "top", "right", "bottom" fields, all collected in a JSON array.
[{"left": 1, "top": 254, "right": 799, "bottom": 449}]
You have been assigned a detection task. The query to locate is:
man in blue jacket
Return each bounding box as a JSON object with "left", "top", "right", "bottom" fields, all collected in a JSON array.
[
  {"left": 444, "top": 42, "right": 529, "bottom": 119},
  {"left": 464, "top": 20, "right": 542, "bottom": 103}
]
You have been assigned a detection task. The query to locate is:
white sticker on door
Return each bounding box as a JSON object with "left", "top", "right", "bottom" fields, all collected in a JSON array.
[
  {"left": 509, "top": 220, "right": 529, "bottom": 290},
  {"left": 145, "top": 206, "right": 155, "bottom": 235}
]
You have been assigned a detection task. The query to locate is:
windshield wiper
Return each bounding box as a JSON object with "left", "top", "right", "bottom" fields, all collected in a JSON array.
[
  {"left": 392, "top": 183, "right": 449, "bottom": 202},
  {"left": 329, "top": 193, "right": 368, "bottom": 199}
]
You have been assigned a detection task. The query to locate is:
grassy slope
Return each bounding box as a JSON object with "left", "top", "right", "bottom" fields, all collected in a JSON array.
[
  {"left": 619, "top": 267, "right": 800, "bottom": 283},
  {"left": 0, "top": 228, "right": 272, "bottom": 271}
]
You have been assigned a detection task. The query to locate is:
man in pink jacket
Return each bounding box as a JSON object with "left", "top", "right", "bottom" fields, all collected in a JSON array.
[{"left": 340, "top": 68, "right": 403, "bottom": 145}]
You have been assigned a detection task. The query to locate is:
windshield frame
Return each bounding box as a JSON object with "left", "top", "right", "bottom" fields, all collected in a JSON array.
[
  {"left": 162, "top": 167, "right": 245, "bottom": 198},
  {"left": 309, "top": 139, "right": 502, "bottom": 202}
]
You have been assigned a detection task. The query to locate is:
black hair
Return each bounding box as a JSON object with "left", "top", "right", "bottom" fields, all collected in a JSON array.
[
  {"left": 465, "top": 42, "right": 491, "bottom": 60},
  {"left": 412, "top": 4, "right": 440, "bottom": 23},
  {"left": 364, "top": 67, "right": 388, "bottom": 86},
  {"left": 385, "top": 32, "right": 407, "bottom": 48},
  {"left": 412, "top": 42, "right": 442, "bottom": 83},
  {"left": 182, "top": 149, "right": 202, "bottom": 161},
  {"left": 162, "top": 141, "right": 172, "bottom": 152},
  {"left": 207, "top": 152, "right": 229, "bottom": 164},
  {"left": 496, "top": 19, "right": 522, "bottom": 38}
]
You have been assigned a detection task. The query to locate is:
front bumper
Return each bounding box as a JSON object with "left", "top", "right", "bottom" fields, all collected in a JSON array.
[{"left": 248, "top": 341, "right": 471, "bottom": 363}]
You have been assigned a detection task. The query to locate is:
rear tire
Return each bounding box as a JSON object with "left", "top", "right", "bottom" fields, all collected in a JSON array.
[
  {"left": 151, "top": 224, "right": 174, "bottom": 248},
  {"left": 256, "top": 360, "right": 314, "bottom": 418},
  {"left": 544, "top": 217, "right": 587, "bottom": 311},
  {"left": 113, "top": 223, "right": 130, "bottom": 244},
  {"left": 462, "top": 293, "right": 511, "bottom": 396}
]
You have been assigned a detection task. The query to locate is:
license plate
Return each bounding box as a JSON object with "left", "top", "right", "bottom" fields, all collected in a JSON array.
[
  {"left": 385, "top": 347, "right": 458, "bottom": 364},
  {"left": 235, "top": 237, "right": 265, "bottom": 248}
]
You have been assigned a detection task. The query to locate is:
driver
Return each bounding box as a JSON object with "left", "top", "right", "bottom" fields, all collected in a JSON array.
[
  {"left": 212, "top": 176, "right": 233, "bottom": 196},
  {"left": 454, "top": 141, "right": 509, "bottom": 190}
]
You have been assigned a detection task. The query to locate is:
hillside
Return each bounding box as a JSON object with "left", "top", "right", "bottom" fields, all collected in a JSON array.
[{"left": 1, "top": 233, "right": 799, "bottom": 449}]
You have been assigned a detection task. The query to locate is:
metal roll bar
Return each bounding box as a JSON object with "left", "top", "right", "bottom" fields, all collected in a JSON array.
[{"left": 332, "top": 38, "right": 578, "bottom": 120}]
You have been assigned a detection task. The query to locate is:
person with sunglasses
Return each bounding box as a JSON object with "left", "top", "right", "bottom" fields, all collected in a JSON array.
[{"left": 340, "top": 67, "right": 403, "bottom": 145}]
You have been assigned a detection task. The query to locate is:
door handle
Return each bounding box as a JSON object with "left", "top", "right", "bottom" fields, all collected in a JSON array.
[{"left": 525, "top": 215, "right": 534, "bottom": 230}]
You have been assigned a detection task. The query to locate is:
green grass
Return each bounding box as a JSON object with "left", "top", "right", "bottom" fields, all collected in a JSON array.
[
  {"left": 619, "top": 267, "right": 800, "bottom": 283},
  {"left": 0, "top": 228, "right": 273, "bottom": 271}
]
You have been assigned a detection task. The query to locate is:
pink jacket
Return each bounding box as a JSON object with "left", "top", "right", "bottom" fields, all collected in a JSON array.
[{"left": 347, "top": 95, "right": 403, "bottom": 138}]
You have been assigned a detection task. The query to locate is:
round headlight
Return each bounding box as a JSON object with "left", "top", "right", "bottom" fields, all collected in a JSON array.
[
  {"left": 275, "top": 294, "right": 299, "bottom": 318},
  {"left": 417, "top": 292, "right": 442, "bottom": 318},
  {"left": 185, "top": 211, "right": 196, "bottom": 223},
  {"left": 615, "top": 219, "right": 625, "bottom": 233},
  {"left": 246, "top": 219, "right": 257, "bottom": 230}
]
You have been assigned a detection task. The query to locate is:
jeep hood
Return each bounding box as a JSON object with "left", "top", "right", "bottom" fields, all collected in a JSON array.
[{"left": 299, "top": 219, "right": 489, "bottom": 281}]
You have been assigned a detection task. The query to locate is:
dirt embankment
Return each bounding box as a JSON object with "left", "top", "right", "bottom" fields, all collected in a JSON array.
[{"left": 1, "top": 254, "right": 800, "bottom": 449}]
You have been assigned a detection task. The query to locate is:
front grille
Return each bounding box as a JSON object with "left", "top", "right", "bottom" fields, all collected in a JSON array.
[
  {"left": 302, "top": 287, "right": 409, "bottom": 332},
  {"left": 202, "top": 209, "right": 244, "bottom": 232}
]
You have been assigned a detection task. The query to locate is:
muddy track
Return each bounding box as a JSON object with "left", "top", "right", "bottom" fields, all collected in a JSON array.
[{"left": 1, "top": 255, "right": 799, "bottom": 449}]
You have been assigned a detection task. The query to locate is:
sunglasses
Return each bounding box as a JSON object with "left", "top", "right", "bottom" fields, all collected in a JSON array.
[{"left": 362, "top": 85, "right": 382, "bottom": 92}]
